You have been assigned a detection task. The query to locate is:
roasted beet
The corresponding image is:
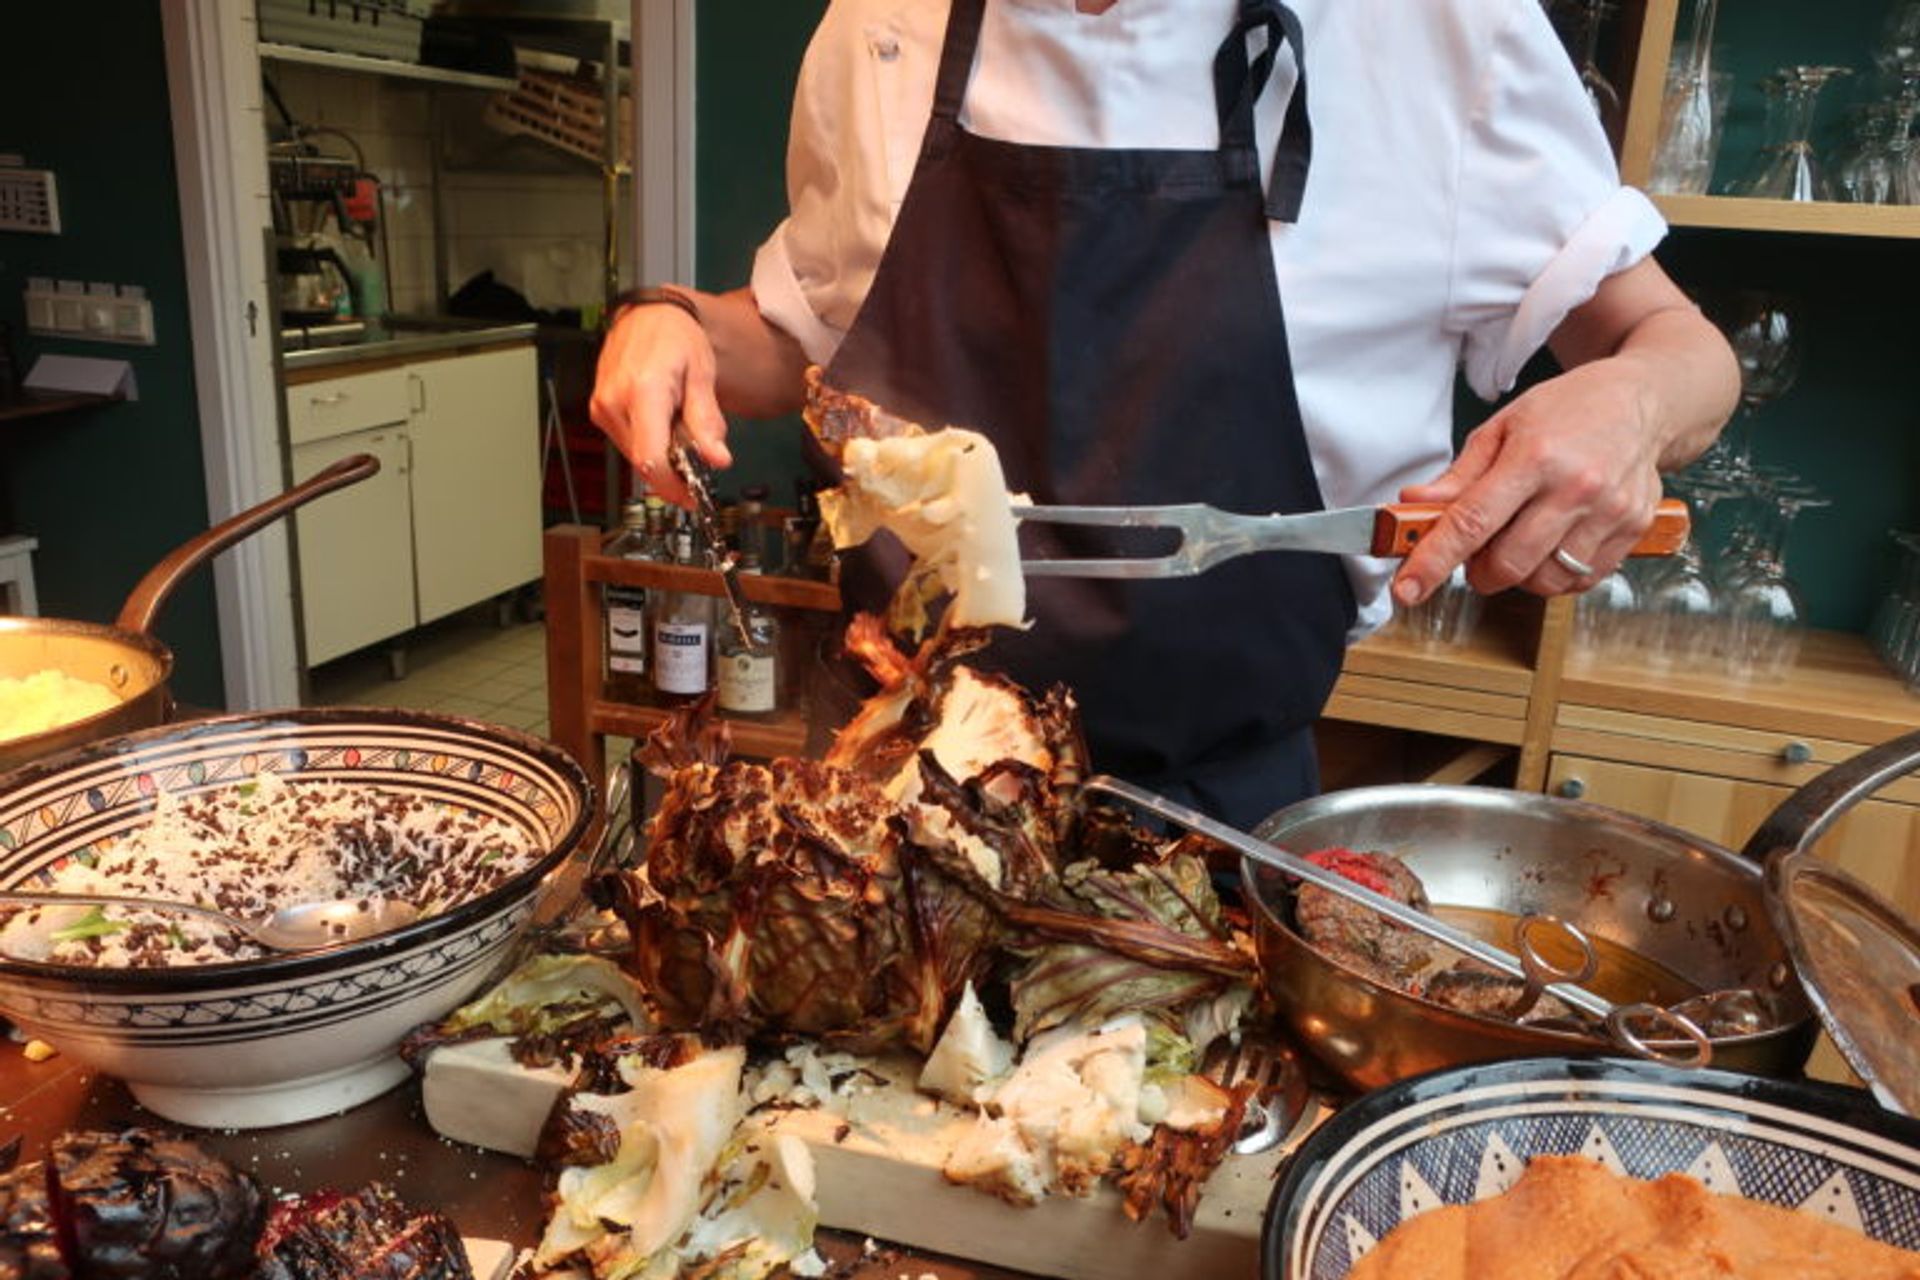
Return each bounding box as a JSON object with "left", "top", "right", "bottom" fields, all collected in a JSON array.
[
  {"left": 256, "top": 1183, "right": 471, "bottom": 1280},
  {"left": 0, "top": 1161, "right": 67, "bottom": 1280},
  {"left": 48, "top": 1129, "right": 262, "bottom": 1280}
]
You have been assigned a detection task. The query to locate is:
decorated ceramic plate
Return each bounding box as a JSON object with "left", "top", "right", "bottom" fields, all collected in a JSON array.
[{"left": 1261, "top": 1056, "right": 1920, "bottom": 1280}]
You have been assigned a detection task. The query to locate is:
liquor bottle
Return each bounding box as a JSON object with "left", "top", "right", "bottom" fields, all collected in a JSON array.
[
  {"left": 716, "top": 554, "right": 780, "bottom": 718},
  {"left": 651, "top": 508, "right": 715, "bottom": 705},
  {"left": 602, "top": 498, "right": 653, "bottom": 704},
  {"left": 740, "top": 483, "right": 774, "bottom": 573}
]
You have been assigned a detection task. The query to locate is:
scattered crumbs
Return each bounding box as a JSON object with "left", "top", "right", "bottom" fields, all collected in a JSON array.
[{"left": 22, "top": 1040, "right": 56, "bottom": 1062}]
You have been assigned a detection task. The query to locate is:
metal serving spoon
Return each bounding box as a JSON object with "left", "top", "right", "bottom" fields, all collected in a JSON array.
[{"left": 0, "top": 890, "right": 422, "bottom": 953}]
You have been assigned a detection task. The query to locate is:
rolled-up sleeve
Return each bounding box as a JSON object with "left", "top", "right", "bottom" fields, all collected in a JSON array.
[
  {"left": 752, "top": 0, "right": 933, "bottom": 367},
  {"left": 1446, "top": 0, "right": 1667, "bottom": 400}
]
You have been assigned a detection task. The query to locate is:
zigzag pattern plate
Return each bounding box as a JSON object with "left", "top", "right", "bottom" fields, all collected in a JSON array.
[{"left": 1263, "top": 1058, "right": 1920, "bottom": 1280}]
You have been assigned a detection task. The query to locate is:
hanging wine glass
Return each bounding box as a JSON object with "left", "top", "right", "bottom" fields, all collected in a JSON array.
[
  {"left": 1736, "top": 66, "right": 1851, "bottom": 201},
  {"left": 1573, "top": 568, "right": 1639, "bottom": 657},
  {"left": 1632, "top": 469, "right": 1731, "bottom": 671},
  {"left": 1649, "top": 0, "right": 1729, "bottom": 194},
  {"left": 1702, "top": 291, "right": 1801, "bottom": 476},
  {"left": 1722, "top": 476, "right": 1829, "bottom": 682},
  {"left": 1831, "top": 103, "right": 1898, "bottom": 204},
  {"left": 1875, "top": 1, "right": 1920, "bottom": 78},
  {"left": 1576, "top": 0, "right": 1624, "bottom": 133}
]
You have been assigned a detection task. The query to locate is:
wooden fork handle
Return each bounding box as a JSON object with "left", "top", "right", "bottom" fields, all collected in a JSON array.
[{"left": 1370, "top": 497, "right": 1691, "bottom": 559}]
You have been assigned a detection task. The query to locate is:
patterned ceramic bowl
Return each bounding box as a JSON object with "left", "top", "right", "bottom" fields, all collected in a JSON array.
[
  {"left": 1262, "top": 1056, "right": 1920, "bottom": 1280},
  {"left": 0, "top": 709, "right": 594, "bottom": 1129}
]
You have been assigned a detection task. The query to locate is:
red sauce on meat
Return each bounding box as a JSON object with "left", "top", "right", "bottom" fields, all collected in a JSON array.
[{"left": 1305, "top": 847, "right": 1394, "bottom": 895}]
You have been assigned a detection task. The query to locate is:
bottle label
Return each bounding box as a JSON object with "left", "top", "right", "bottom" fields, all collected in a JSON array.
[
  {"left": 654, "top": 621, "right": 710, "bottom": 695},
  {"left": 607, "top": 586, "right": 647, "bottom": 674},
  {"left": 718, "top": 651, "right": 776, "bottom": 713}
]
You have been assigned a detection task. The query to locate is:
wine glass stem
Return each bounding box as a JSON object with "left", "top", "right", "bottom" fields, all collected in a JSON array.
[{"left": 1686, "top": 0, "right": 1719, "bottom": 75}]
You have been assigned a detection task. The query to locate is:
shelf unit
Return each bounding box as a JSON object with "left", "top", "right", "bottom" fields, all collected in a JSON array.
[
  {"left": 258, "top": 42, "right": 518, "bottom": 92},
  {"left": 1617, "top": 0, "right": 1920, "bottom": 239},
  {"left": 543, "top": 524, "right": 841, "bottom": 780}
]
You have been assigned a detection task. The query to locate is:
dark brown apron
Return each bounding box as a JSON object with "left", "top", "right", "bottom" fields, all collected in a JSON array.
[{"left": 825, "top": 0, "right": 1352, "bottom": 828}]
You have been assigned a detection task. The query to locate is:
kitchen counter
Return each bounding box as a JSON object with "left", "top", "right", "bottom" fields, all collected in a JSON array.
[{"left": 281, "top": 318, "right": 538, "bottom": 376}]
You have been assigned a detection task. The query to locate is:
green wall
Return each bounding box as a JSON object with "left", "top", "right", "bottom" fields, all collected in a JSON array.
[
  {"left": 691, "top": 0, "right": 826, "bottom": 506},
  {"left": 0, "top": 6, "right": 224, "bottom": 709}
]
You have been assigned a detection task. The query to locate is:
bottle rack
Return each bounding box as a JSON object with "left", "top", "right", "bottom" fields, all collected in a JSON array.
[{"left": 543, "top": 523, "right": 842, "bottom": 779}]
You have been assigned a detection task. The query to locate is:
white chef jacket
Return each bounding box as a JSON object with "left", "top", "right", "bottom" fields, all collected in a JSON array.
[{"left": 750, "top": 0, "right": 1666, "bottom": 633}]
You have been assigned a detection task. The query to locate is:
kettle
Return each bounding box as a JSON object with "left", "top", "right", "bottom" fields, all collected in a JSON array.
[{"left": 276, "top": 239, "right": 356, "bottom": 327}]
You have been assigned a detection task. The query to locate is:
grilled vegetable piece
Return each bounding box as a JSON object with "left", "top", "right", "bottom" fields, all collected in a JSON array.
[
  {"left": 49, "top": 1129, "right": 262, "bottom": 1280},
  {"left": 255, "top": 1183, "right": 472, "bottom": 1280},
  {"left": 0, "top": 1160, "right": 67, "bottom": 1280}
]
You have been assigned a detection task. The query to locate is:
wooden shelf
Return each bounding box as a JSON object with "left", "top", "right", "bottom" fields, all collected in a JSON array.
[
  {"left": 1651, "top": 195, "right": 1920, "bottom": 240},
  {"left": 1560, "top": 628, "right": 1920, "bottom": 746},
  {"left": 588, "top": 699, "right": 810, "bottom": 758},
  {"left": 543, "top": 523, "right": 840, "bottom": 779}
]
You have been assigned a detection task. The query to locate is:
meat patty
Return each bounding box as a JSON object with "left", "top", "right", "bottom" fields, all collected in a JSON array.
[{"left": 1294, "top": 848, "right": 1434, "bottom": 987}]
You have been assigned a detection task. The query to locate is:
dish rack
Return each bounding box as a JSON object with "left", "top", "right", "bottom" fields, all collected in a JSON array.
[{"left": 484, "top": 67, "right": 629, "bottom": 166}]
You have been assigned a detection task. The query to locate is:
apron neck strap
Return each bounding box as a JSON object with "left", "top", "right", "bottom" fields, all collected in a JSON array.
[
  {"left": 1214, "top": 0, "right": 1312, "bottom": 223},
  {"left": 933, "top": 0, "right": 990, "bottom": 123}
]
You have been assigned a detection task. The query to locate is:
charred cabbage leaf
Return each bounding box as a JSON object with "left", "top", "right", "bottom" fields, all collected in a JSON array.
[
  {"left": 1007, "top": 851, "right": 1251, "bottom": 1043},
  {"left": 400, "top": 953, "right": 650, "bottom": 1069}
]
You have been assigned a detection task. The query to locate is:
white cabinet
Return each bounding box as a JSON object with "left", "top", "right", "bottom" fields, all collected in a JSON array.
[
  {"left": 285, "top": 342, "right": 540, "bottom": 669},
  {"left": 291, "top": 428, "right": 416, "bottom": 667},
  {"left": 406, "top": 346, "right": 542, "bottom": 624}
]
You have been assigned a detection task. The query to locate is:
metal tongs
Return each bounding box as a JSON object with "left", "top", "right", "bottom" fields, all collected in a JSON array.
[
  {"left": 666, "top": 430, "right": 758, "bottom": 652},
  {"left": 1084, "top": 775, "right": 1714, "bottom": 1067},
  {"left": 1013, "top": 498, "right": 1690, "bottom": 579}
]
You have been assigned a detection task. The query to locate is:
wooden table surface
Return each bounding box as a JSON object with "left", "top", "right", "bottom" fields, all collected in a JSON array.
[{"left": 0, "top": 1042, "right": 1027, "bottom": 1279}]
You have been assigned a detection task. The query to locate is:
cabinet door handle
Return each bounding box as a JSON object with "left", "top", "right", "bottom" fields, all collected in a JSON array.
[
  {"left": 1557, "top": 777, "right": 1587, "bottom": 800},
  {"left": 408, "top": 372, "right": 426, "bottom": 415},
  {"left": 309, "top": 391, "right": 349, "bottom": 408},
  {"left": 1781, "top": 740, "right": 1813, "bottom": 765}
]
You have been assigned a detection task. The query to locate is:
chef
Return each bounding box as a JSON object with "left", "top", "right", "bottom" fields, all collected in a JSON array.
[{"left": 590, "top": 0, "right": 1739, "bottom": 828}]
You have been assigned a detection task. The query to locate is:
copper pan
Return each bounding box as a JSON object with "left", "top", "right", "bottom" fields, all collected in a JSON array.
[
  {"left": 0, "top": 454, "right": 379, "bottom": 772},
  {"left": 1243, "top": 785, "right": 1818, "bottom": 1094}
]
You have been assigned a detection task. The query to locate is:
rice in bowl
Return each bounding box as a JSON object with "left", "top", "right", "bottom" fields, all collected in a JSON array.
[{"left": 0, "top": 771, "right": 540, "bottom": 966}]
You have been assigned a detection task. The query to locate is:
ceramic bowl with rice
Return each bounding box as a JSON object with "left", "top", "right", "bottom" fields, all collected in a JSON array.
[{"left": 0, "top": 708, "right": 594, "bottom": 1128}]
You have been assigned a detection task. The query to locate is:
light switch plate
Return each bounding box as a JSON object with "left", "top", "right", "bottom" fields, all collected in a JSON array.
[{"left": 0, "top": 168, "right": 60, "bottom": 234}]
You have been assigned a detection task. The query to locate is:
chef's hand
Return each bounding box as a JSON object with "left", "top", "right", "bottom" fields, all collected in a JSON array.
[
  {"left": 1392, "top": 259, "right": 1739, "bottom": 606},
  {"left": 590, "top": 290, "right": 732, "bottom": 508},
  {"left": 1392, "top": 362, "right": 1666, "bottom": 603}
]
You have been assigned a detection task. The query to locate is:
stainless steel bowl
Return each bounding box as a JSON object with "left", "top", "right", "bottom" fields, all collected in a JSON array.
[{"left": 1243, "top": 785, "right": 1816, "bottom": 1093}]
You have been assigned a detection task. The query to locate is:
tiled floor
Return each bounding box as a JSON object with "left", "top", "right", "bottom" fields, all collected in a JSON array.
[{"left": 306, "top": 603, "right": 553, "bottom": 737}]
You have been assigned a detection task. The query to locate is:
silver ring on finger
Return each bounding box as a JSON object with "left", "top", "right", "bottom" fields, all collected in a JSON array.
[{"left": 1552, "top": 546, "right": 1596, "bottom": 579}]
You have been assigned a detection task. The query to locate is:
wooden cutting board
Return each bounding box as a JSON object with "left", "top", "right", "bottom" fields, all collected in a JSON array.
[{"left": 749, "top": 1056, "right": 1327, "bottom": 1280}]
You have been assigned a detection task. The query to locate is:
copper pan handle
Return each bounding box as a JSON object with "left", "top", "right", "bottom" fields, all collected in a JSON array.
[
  {"left": 1742, "top": 727, "right": 1920, "bottom": 865},
  {"left": 115, "top": 453, "right": 381, "bottom": 634}
]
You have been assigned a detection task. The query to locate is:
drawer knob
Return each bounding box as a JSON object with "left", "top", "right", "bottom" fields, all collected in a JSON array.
[
  {"left": 1781, "top": 741, "right": 1813, "bottom": 765},
  {"left": 310, "top": 391, "right": 349, "bottom": 407},
  {"left": 1557, "top": 778, "right": 1586, "bottom": 800}
]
